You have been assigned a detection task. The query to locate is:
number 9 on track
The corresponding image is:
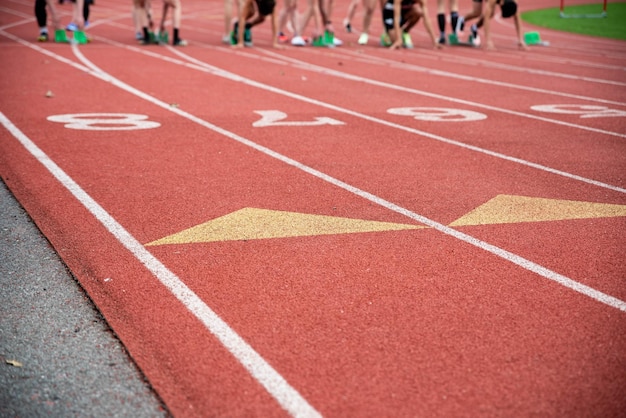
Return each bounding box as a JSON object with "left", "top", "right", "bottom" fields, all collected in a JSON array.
[{"left": 387, "top": 107, "right": 487, "bottom": 122}]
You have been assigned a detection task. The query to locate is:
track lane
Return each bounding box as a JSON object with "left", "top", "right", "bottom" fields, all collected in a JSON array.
[
  {"left": 70, "top": 39, "right": 619, "bottom": 198},
  {"left": 22, "top": 26, "right": 620, "bottom": 304},
  {"left": 0, "top": 43, "right": 319, "bottom": 417},
  {"left": 2, "top": 0, "right": 625, "bottom": 416},
  {"left": 77, "top": 38, "right": 621, "bottom": 193}
]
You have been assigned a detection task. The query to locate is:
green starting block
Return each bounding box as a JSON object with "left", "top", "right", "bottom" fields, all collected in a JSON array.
[
  {"left": 523, "top": 31, "right": 549, "bottom": 46},
  {"left": 380, "top": 33, "right": 391, "bottom": 47},
  {"left": 148, "top": 31, "right": 158, "bottom": 44},
  {"left": 312, "top": 36, "right": 326, "bottom": 47},
  {"left": 158, "top": 30, "right": 169, "bottom": 45},
  {"left": 323, "top": 30, "right": 335, "bottom": 47},
  {"left": 448, "top": 33, "right": 476, "bottom": 47},
  {"left": 72, "top": 30, "right": 89, "bottom": 44},
  {"left": 54, "top": 29, "right": 69, "bottom": 43},
  {"left": 312, "top": 30, "right": 335, "bottom": 47}
]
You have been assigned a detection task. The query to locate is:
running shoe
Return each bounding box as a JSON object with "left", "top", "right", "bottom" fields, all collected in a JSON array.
[
  {"left": 230, "top": 23, "right": 251, "bottom": 46},
  {"left": 470, "top": 25, "right": 480, "bottom": 46},
  {"left": 358, "top": 33, "right": 368, "bottom": 45},
  {"left": 402, "top": 32, "right": 414, "bottom": 49},
  {"left": 277, "top": 32, "right": 289, "bottom": 43},
  {"left": 469, "top": 33, "right": 480, "bottom": 47},
  {"left": 66, "top": 21, "right": 89, "bottom": 32},
  {"left": 230, "top": 22, "right": 240, "bottom": 45},
  {"left": 470, "top": 24, "right": 478, "bottom": 39},
  {"left": 291, "top": 35, "right": 306, "bottom": 46},
  {"left": 343, "top": 18, "right": 352, "bottom": 32},
  {"left": 37, "top": 31, "right": 49, "bottom": 42},
  {"left": 244, "top": 27, "right": 252, "bottom": 47},
  {"left": 380, "top": 32, "right": 391, "bottom": 47}
]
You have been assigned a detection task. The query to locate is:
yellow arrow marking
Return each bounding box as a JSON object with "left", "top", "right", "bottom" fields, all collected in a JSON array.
[
  {"left": 146, "top": 208, "right": 425, "bottom": 245},
  {"left": 449, "top": 195, "right": 626, "bottom": 226}
]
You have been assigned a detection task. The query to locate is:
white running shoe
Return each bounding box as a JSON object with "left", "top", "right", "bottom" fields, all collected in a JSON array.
[
  {"left": 333, "top": 36, "right": 343, "bottom": 46},
  {"left": 402, "top": 32, "right": 414, "bottom": 49},
  {"left": 291, "top": 35, "right": 306, "bottom": 46},
  {"left": 358, "top": 33, "right": 368, "bottom": 45},
  {"left": 470, "top": 33, "right": 481, "bottom": 47}
]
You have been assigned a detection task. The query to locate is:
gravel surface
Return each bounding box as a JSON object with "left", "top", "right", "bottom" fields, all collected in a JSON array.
[{"left": 0, "top": 179, "right": 169, "bottom": 418}]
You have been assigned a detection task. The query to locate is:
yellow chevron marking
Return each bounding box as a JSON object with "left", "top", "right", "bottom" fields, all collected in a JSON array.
[
  {"left": 146, "top": 208, "right": 425, "bottom": 245},
  {"left": 449, "top": 195, "right": 626, "bottom": 226}
]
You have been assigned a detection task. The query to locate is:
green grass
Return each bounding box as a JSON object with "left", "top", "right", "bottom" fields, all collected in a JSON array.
[{"left": 521, "top": 2, "right": 626, "bottom": 40}]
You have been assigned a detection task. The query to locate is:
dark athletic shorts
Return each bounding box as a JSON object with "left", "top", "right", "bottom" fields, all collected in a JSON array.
[
  {"left": 382, "top": 0, "right": 415, "bottom": 31},
  {"left": 255, "top": 0, "right": 276, "bottom": 16}
]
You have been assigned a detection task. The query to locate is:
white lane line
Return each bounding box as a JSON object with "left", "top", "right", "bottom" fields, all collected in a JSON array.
[
  {"left": 366, "top": 47, "right": 626, "bottom": 87},
  {"left": 77, "top": 43, "right": 626, "bottom": 313},
  {"left": 0, "top": 6, "right": 45, "bottom": 26},
  {"left": 2, "top": 33, "right": 626, "bottom": 416},
  {"left": 0, "top": 29, "right": 321, "bottom": 417},
  {"left": 163, "top": 45, "right": 626, "bottom": 194},
  {"left": 0, "top": 112, "right": 323, "bottom": 418},
  {"left": 259, "top": 47, "right": 626, "bottom": 110},
  {"left": 2, "top": 28, "right": 626, "bottom": 284},
  {"left": 65, "top": 42, "right": 626, "bottom": 314},
  {"left": 286, "top": 35, "right": 626, "bottom": 87},
  {"left": 47, "top": 34, "right": 626, "bottom": 193}
]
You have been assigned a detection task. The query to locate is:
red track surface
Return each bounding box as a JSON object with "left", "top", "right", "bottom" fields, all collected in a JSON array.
[{"left": 1, "top": 0, "right": 625, "bottom": 416}]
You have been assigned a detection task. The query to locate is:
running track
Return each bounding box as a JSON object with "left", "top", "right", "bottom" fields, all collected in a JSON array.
[{"left": 1, "top": 0, "right": 625, "bottom": 416}]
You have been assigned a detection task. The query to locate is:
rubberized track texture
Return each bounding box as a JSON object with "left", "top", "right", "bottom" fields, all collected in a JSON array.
[{"left": 1, "top": 0, "right": 625, "bottom": 416}]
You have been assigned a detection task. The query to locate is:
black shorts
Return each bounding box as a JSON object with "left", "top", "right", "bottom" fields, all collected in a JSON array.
[
  {"left": 255, "top": 0, "right": 276, "bottom": 16},
  {"left": 382, "top": 0, "right": 414, "bottom": 31}
]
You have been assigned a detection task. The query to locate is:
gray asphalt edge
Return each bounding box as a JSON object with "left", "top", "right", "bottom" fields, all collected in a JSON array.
[{"left": 0, "top": 177, "right": 170, "bottom": 418}]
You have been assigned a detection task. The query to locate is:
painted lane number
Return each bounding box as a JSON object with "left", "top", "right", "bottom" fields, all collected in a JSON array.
[
  {"left": 252, "top": 110, "right": 344, "bottom": 127},
  {"left": 387, "top": 107, "right": 487, "bottom": 122},
  {"left": 531, "top": 105, "right": 626, "bottom": 118},
  {"left": 47, "top": 113, "right": 160, "bottom": 130}
]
